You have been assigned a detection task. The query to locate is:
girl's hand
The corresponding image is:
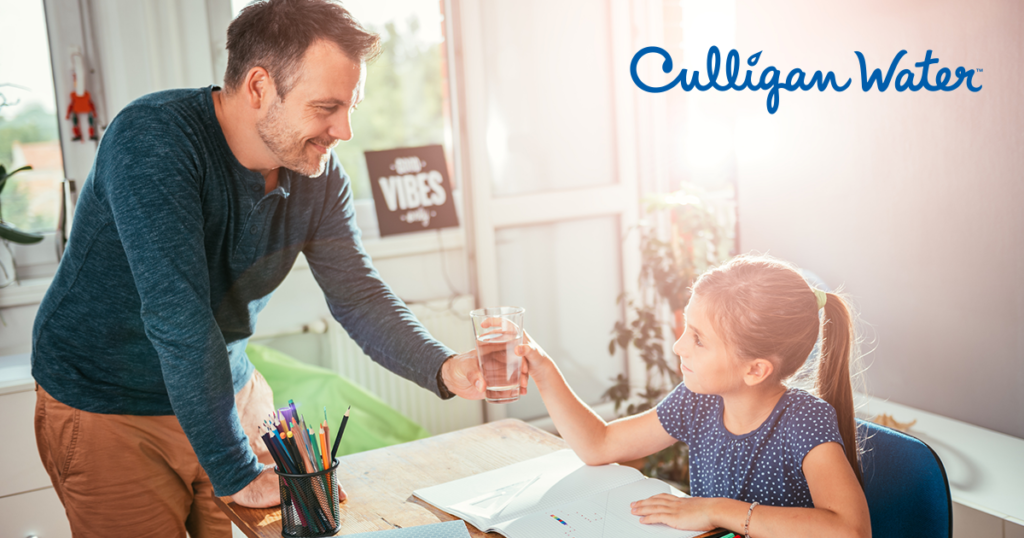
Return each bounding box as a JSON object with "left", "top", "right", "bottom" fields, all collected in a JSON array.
[
  {"left": 630, "top": 494, "right": 716, "bottom": 531},
  {"left": 515, "top": 332, "right": 555, "bottom": 384}
]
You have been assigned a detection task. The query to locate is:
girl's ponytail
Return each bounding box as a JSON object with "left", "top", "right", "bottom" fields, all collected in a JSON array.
[{"left": 815, "top": 291, "right": 862, "bottom": 485}]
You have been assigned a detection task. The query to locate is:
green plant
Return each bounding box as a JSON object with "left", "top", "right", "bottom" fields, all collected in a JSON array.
[
  {"left": 0, "top": 163, "right": 43, "bottom": 244},
  {"left": 604, "top": 184, "right": 734, "bottom": 489}
]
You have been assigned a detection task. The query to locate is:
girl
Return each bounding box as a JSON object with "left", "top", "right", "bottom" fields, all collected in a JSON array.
[{"left": 516, "top": 255, "right": 871, "bottom": 538}]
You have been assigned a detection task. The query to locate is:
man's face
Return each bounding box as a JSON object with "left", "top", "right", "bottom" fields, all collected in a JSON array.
[{"left": 256, "top": 40, "right": 365, "bottom": 177}]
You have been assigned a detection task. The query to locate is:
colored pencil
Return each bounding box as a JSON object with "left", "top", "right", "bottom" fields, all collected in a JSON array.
[
  {"left": 331, "top": 406, "right": 350, "bottom": 460},
  {"left": 319, "top": 427, "right": 330, "bottom": 470}
]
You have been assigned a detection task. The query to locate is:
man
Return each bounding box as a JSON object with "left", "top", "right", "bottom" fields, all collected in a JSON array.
[{"left": 31, "top": 1, "right": 517, "bottom": 535}]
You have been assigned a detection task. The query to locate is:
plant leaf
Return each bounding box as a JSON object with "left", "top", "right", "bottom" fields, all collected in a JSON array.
[
  {"left": 0, "top": 222, "right": 44, "bottom": 244},
  {"left": 0, "top": 164, "right": 32, "bottom": 195}
]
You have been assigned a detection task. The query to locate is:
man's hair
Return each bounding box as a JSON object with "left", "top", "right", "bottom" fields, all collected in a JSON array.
[{"left": 224, "top": 0, "right": 381, "bottom": 98}]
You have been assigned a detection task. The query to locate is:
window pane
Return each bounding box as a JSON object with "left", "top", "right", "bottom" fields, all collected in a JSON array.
[
  {"left": 495, "top": 216, "right": 625, "bottom": 421},
  {"left": 479, "top": 0, "right": 617, "bottom": 197},
  {"left": 0, "top": 0, "right": 62, "bottom": 234},
  {"left": 231, "top": 0, "right": 453, "bottom": 200}
]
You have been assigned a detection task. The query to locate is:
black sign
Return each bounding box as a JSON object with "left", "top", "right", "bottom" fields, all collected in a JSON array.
[{"left": 365, "top": 145, "right": 460, "bottom": 237}]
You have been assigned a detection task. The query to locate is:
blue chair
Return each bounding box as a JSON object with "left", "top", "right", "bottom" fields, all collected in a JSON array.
[{"left": 857, "top": 419, "right": 953, "bottom": 538}]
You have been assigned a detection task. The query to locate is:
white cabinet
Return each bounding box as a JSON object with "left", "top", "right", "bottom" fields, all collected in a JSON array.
[
  {"left": 0, "top": 487, "right": 72, "bottom": 538},
  {"left": 954, "top": 503, "right": 1006, "bottom": 538},
  {"left": 0, "top": 357, "right": 71, "bottom": 538},
  {"left": 1, "top": 390, "right": 54, "bottom": 497}
]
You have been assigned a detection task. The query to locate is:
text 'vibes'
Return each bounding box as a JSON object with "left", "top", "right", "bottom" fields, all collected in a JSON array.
[{"left": 378, "top": 156, "right": 447, "bottom": 227}]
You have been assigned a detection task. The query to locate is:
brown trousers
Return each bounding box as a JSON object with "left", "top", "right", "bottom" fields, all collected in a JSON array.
[{"left": 34, "top": 371, "right": 276, "bottom": 538}]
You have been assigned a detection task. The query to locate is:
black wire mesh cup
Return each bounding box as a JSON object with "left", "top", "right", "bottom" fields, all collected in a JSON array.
[{"left": 276, "top": 458, "right": 342, "bottom": 537}]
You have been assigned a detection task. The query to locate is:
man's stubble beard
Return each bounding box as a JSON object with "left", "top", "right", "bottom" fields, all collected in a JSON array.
[{"left": 256, "top": 99, "right": 333, "bottom": 177}]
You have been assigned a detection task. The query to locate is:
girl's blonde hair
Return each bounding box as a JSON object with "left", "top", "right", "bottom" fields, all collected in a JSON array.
[{"left": 692, "top": 254, "right": 862, "bottom": 484}]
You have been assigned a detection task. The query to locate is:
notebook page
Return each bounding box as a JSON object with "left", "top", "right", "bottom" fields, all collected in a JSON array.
[
  {"left": 413, "top": 450, "right": 645, "bottom": 529},
  {"left": 497, "top": 478, "right": 704, "bottom": 538}
]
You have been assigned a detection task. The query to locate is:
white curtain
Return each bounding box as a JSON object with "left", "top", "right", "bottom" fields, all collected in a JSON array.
[{"left": 86, "top": 0, "right": 232, "bottom": 119}]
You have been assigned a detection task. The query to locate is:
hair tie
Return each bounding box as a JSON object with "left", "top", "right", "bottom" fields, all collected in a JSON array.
[{"left": 813, "top": 288, "right": 827, "bottom": 310}]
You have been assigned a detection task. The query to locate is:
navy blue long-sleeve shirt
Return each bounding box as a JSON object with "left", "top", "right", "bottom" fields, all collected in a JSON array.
[{"left": 31, "top": 86, "right": 454, "bottom": 496}]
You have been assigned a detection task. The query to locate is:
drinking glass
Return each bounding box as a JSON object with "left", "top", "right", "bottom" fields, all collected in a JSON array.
[{"left": 470, "top": 307, "right": 525, "bottom": 403}]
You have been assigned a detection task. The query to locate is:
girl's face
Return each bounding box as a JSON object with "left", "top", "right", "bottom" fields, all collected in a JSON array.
[{"left": 672, "top": 294, "right": 748, "bottom": 395}]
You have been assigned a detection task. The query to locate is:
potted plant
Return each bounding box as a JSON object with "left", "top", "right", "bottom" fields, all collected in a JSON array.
[
  {"left": 0, "top": 163, "right": 44, "bottom": 286},
  {"left": 605, "top": 184, "right": 735, "bottom": 490}
]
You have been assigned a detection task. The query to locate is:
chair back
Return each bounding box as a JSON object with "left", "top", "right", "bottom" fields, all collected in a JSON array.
[{"left": 857, "top": 419, "right": 953, "bottom": 538}]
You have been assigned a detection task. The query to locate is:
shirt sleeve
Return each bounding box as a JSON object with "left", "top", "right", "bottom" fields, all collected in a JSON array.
[
  {"left": 93, "top": 105, "right": 261, "bottom": 497},
  {"left": 301, "top": 156, "right": 455, "bottom": 398},
  {"left": 784, "top": 395, "right": 845, "bottom": 467},
  {"left": 655, "top": 382, "right": 700, "bottom": 444}
]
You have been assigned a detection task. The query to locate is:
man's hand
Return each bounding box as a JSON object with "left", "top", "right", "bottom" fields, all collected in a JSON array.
[
  {"left": 231, "top": 467, "right": 281, "bottom": 508},
  {"left": 441, "top": 348, "right": 530, "bottom": 400},
  {"left": 231, "top": 466, "right": 348, "bottom": 509}
]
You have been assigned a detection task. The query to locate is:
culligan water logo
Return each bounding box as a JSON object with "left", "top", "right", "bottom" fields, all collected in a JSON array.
[{"left": 630, "top": 46, "right": 983, "bottom": 114}]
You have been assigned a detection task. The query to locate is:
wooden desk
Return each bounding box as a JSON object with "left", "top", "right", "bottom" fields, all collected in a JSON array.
[
  {"left": 218, "top": 419, "right": 723, "bottom": 538},
  {"left": 217, "top": 419, "right": 568, "bottom": 537}
]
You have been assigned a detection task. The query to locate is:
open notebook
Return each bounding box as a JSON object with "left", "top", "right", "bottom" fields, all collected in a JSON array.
[{"left": 413, "top": 450, "right": 705, "bottom": 538}]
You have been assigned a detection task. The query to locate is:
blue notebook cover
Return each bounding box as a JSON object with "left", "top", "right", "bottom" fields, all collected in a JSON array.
[{"left": 346, "top": 520, "right": 471, "bottom": 538}]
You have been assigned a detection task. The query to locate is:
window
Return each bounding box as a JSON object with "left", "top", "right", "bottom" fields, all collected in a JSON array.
[
  {"left": 229, "top": 0, "right": 456, "bottom": 202},
  {"left": 0, "top": 0, "right": 64, "bottom": 284}
]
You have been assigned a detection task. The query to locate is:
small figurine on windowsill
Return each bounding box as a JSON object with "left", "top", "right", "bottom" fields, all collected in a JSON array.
[{"left": 65, "top": 48, "right": 98, "bottom": 142}]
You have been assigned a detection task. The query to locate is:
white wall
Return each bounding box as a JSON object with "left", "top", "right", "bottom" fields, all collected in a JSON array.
[{"left": 727, "top": 0, "right": 1024, "bottom": 438}]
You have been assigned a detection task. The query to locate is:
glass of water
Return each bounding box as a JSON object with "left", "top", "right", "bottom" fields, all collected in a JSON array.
[{"left": 470, "top": 307, "right": 526, "bottom": 403}]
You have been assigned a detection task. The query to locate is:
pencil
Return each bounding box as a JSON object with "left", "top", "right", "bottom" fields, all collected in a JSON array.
[
  {"left": 295, "top": 430, "right": 315, "bottom": 473},
  {"left": 331, "top": 406, "right": 350, "bottom": 460},
  {"left": 319, "top": 427, "right": 330, "bottom": 470},
  {"left": 309, "top": 429, "right": 323, "bottom": 472},
  {"left": 271, "top": 431, "right": 298, "bottom": 474},
  {"left": 322, "top": 420, "right": 330, "bottom": 460}
]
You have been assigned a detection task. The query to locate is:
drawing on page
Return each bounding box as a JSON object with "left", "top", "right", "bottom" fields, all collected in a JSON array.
[
  {"left": 505, "top": 480, "right": 704, "bottom": 538},
  {"left": 450, "top": 475, "right": 541, "bottom": 520}
]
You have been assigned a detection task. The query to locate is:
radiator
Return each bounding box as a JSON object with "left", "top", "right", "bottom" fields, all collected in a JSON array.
[{"left": 323, "top": 295, "right": 484, "bottom": 435}]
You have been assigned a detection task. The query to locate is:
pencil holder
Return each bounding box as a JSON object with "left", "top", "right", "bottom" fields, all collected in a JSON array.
[{"left": 276, "top": 458, "right": 342, "bottom": 537}]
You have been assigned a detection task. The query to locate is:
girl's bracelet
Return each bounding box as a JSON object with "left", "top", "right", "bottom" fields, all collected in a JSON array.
[{"left": 744, "top": 501, "right": 759, "bottom": 538}]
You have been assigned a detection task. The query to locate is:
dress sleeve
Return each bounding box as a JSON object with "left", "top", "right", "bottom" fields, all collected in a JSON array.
[
  {"left": 302, "top": 156, "right": 454, "bottom": 398},
  {"left": 95, "top": 105, "right": 261, "bottom": 497},
  {"left": 785, "top": 396, "right": 845, "bottom": 467},
  {"left": 655, "top": 382, "right": 699, "bottom": 444}
]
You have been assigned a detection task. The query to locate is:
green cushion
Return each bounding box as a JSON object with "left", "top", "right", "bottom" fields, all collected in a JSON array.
[{"left": 246, "top": 343, "right": 430, "bottom": 456}]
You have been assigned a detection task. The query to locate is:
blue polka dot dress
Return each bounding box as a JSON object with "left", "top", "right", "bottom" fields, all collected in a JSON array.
[{"left": 656, "top": 383, "right": 844, "bottom": 508}]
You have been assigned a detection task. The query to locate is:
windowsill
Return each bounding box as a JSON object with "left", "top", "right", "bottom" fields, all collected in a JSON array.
[
  {"left": 0, "top": 278, "right": 53, "bottom": 309},
  {"left": 0, "top": 352, "right": 32, "bottom": 395}
]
